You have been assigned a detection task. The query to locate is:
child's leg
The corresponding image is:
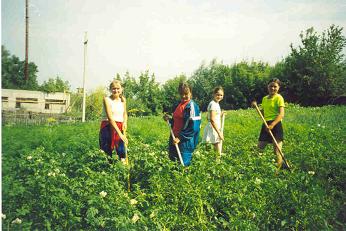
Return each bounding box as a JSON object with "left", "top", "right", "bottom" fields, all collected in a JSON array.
[
  {"left": 273, "top": 141, "right": 283, "bottom": 168},
  {"left": 213, "top": 142, "right": 221, "bottom": 155},
  {"left": 182, "top": 151, "right": 192, "bottom": 166},
  {"left": 168, "top": 138, "right": 179, "bottom": 162},
  {"left": 99, "top": 124, "right": 113, "bottom": 157},
  {"left": 116, "top": 140, "right": 126, "bottom": 161}
]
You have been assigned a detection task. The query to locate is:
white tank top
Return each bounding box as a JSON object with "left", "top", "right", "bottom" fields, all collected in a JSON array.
[{"left": 102, "top": 96, "right": 125, "bottom": 122}]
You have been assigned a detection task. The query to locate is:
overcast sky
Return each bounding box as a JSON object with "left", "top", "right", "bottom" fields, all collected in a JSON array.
[{"left": 2, "top": 0, "right": 346, "bottom": 91}]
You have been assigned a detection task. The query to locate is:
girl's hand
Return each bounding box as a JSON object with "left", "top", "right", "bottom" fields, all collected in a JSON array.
[
  {"left": 173, "top": 137, "right": 180, "bottom": 144},
  {"left": 163, "top": 114, "right": 170, "bottom": 121},
  {"left": 267, "top": 124, "right": 275, "bottom": 130},
  {"left": 120, "top": 134, "right": 128, "bottom": 145}
]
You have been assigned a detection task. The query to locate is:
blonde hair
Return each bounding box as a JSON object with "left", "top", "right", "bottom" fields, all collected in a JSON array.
[{"left": 109, "top": 80, "right": 126, "bottom": 102}]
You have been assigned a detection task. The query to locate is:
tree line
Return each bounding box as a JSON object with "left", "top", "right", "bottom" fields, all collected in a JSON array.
[
  {"left": 2, "top": 25, "right": 346, "bottom": 119},
  {"left": 1, "top": 46, "right": 70, "bottom": 93},
  {"left": 116, "top": 25, "right": 346, "bottom": 116}
]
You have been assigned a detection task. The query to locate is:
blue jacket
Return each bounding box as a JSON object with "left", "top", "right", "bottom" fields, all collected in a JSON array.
[{"left": 170, "top": 100, "right": 201, "bottom": 153}]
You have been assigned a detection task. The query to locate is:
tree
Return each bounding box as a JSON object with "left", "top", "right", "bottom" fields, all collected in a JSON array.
[
  {"left": 120, "top": 71, "right": 137, "bottom": 99},
  {"left": 282, "top": 25, "right": 346, "bottom": 105},
  {"left": 1, "top": 45, "right": 39, "bottom": 90},
  {"left": 228, "top": 61, "right": 270, "bottom": 108},
  {"left": 85, "top": 87, "right": 106, "bottom": 120},
  {"left": 115, "top": 70, "right": 164, "bottom": 115},
  {"left": 189, "top": 59, "right": 230, "bottom": 111},
  {"left": 40, "top": 76, "right": 71, "bottom": 93},
  {"left": 189, "top": 59, "right": 270, "bottom": 110},
  {"left": 161, "top": 74, "right": 187, "bottom": 112},
  {"left": 136, "top": 71, "right": 163, "bottom": 115}
]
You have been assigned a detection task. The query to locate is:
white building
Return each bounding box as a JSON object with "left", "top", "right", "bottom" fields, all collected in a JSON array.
[{"left": 1, "top": 89, "right": 70, "bottom": 114}]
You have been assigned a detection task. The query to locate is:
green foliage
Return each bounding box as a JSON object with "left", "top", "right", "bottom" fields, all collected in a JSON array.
[
  {"left": 2, "top": 105, "right": 346, "bottom": 230},
  {"left": 121, "top": 71, "right": 138, "bottom": 99},
  {"left": 40, "top": 76, "right": 71, "bottom": 93},
  {"left": 137, "top": 71, "right": 163, "bottom": 115},
  {"left": 67, "top": 87, "right": 106, "bottom": 120},
  {"left": 228, "top": 61, "right": 270, "bottom": 108},
  {"left": 189, "top": 59, "right": 229, "bottom": 110},
  {"left": 189, "top": 60, "right": 270, "bottom": 110},
  {"left": 116, "top": 70, "right": 164, "bottom": 115},
  {"left": 86, "top": 87, "right": 107, "bottom": 120},
  {"left": 161, "top": 74, "right": 187, "bottom": 112},
  {"left": 66, "top": 92, "right": 83, "bottom": 118},
  {"left": 281, "top": 25, "right": 346, "bottom": 105},
  {"left": 1, "top": 45, "right": 72, "bottom": 93},
  {"left": 126, "top": 98, "right": 150, "bottom": 116},
  {"left": 1, "top": 45, "right": 39, "bottom": 90},
  {"left": 3, "top": 24, "right": 346, "bottom": 115}
]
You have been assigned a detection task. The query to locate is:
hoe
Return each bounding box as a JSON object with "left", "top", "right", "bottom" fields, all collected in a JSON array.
[{"left": 252, "top": 101, "right": 291, "bottom": 171}]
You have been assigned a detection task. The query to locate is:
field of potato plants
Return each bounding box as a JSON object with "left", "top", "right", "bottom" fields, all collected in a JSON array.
[{"left": 2, "top": 105, "right": 346, "bottom": 230}]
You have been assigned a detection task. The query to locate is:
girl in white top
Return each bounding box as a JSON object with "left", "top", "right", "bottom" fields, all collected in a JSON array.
[
  {"left": 202, "top": 87, "right": 225, "bottom": 155},
  {"left": 99, "top": 80, "right": 128, "bottom": 163}
]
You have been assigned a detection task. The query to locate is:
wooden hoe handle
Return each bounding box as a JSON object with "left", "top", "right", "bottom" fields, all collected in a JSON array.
[{"left": 252, "top": 102, "right": 291, "bottom": 171}]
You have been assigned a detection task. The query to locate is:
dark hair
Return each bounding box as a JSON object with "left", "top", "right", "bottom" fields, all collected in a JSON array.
[
  {"left": 178, "top": 82, "right": 192, "bottom": 95},
  {"left": 213, "top": 86, "right": 224, "bottom": 94},
  {"left": 268, "top": 78, "right": 281, "bottom": 86}
]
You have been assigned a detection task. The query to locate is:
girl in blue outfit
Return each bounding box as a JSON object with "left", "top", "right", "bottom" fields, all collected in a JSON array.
[{"left": 163, "top": 82, "right": 201, "bottom": 166}]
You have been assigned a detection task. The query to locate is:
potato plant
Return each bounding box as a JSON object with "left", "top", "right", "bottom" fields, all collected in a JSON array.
[{"left": 2, "top": 105, "right": 345, "bottom": 230}]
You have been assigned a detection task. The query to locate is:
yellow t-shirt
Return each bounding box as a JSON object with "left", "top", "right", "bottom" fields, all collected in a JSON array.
[{"left": 261, "top": 94, "right": 285, "bottom": 121}]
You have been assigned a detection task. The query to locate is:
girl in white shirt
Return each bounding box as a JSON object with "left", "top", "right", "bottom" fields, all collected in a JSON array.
[
  {"left": 99, "top": 80, "right": 128, "bottom": 163},
  {"left": 202, "top": 87, "right": 225, "bottom": 155}
]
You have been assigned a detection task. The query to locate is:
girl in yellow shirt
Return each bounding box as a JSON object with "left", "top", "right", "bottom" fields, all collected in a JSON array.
[{"left": 256, "top": 78, "right": 286, "bottom": 169}]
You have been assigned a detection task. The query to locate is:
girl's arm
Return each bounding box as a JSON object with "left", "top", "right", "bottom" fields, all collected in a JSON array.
[
  {"left": 163, "top": 113, "right": 180, "bottom": 144},
  {"left": 268, "top": 106, "right": 284, "bottom": 130},
  {"left": 210, "top": 110, "right": 224, "bottom": 140},
  {"left": 123, "top": 100, "right": 128, "bottom": 132},
  {"left": 103, "top": 97, "right": 128, "bottom": 144}
]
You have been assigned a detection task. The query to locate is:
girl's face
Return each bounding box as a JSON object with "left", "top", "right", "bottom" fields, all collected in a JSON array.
[
  {"left": 213, "top": 90, "right": 224, "bottom": 103},
  {"left": 267, "top": 82, "right": 280, "bottom": 96},
  {"left": 180, "top": 89, "right": 192, "bottom": 102},
  {"left": 110, "top": 83, "right": 122, "bottom": 97}
]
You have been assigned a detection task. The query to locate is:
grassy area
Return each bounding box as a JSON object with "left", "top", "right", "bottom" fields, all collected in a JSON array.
[{"left": 2, "top": 105, "right": 346, "bottom": 230}]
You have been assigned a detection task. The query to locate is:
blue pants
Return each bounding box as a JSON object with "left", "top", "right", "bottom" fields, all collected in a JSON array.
[
  {"left": 99, "top": 123, "right": 126, "bottom": 159},
  {"left": 168, "top": 138, "right": 193, "bottom": 166}
]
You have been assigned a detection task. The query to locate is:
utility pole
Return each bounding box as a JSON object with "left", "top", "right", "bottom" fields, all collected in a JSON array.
[
  {"left": 24, "top": 0, "right": 29, "bottom": 80},
  {"left": 82, "top": 32, "right": 88, "bottom": 122}
]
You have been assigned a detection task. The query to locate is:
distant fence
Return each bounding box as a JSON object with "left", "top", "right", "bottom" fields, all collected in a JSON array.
[{"left": 2, "top": 110, "right": 81, "bottom": 126}]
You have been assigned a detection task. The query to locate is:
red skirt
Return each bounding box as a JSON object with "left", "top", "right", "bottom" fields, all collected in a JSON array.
[{"left": 99, "top": 120, "right": 123, "bottom": 152}]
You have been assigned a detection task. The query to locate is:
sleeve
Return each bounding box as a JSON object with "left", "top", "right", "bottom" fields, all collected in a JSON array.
[
  {"left": 277, "top": 95, "right": 285, "bottom": 107},
  {"left": 209, "top": 101, "right": 218, "bottom": 111},
  {"left": 260, "top": 96, "right": 265, "bottom": 107},
  {"left": 169, "top": 102, "right": 179, "bottom": 128}
]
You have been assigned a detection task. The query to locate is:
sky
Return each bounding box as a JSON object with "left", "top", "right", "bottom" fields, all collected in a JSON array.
[{"left": 2, "top": 0, "right": 346, "bottom": 91}]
